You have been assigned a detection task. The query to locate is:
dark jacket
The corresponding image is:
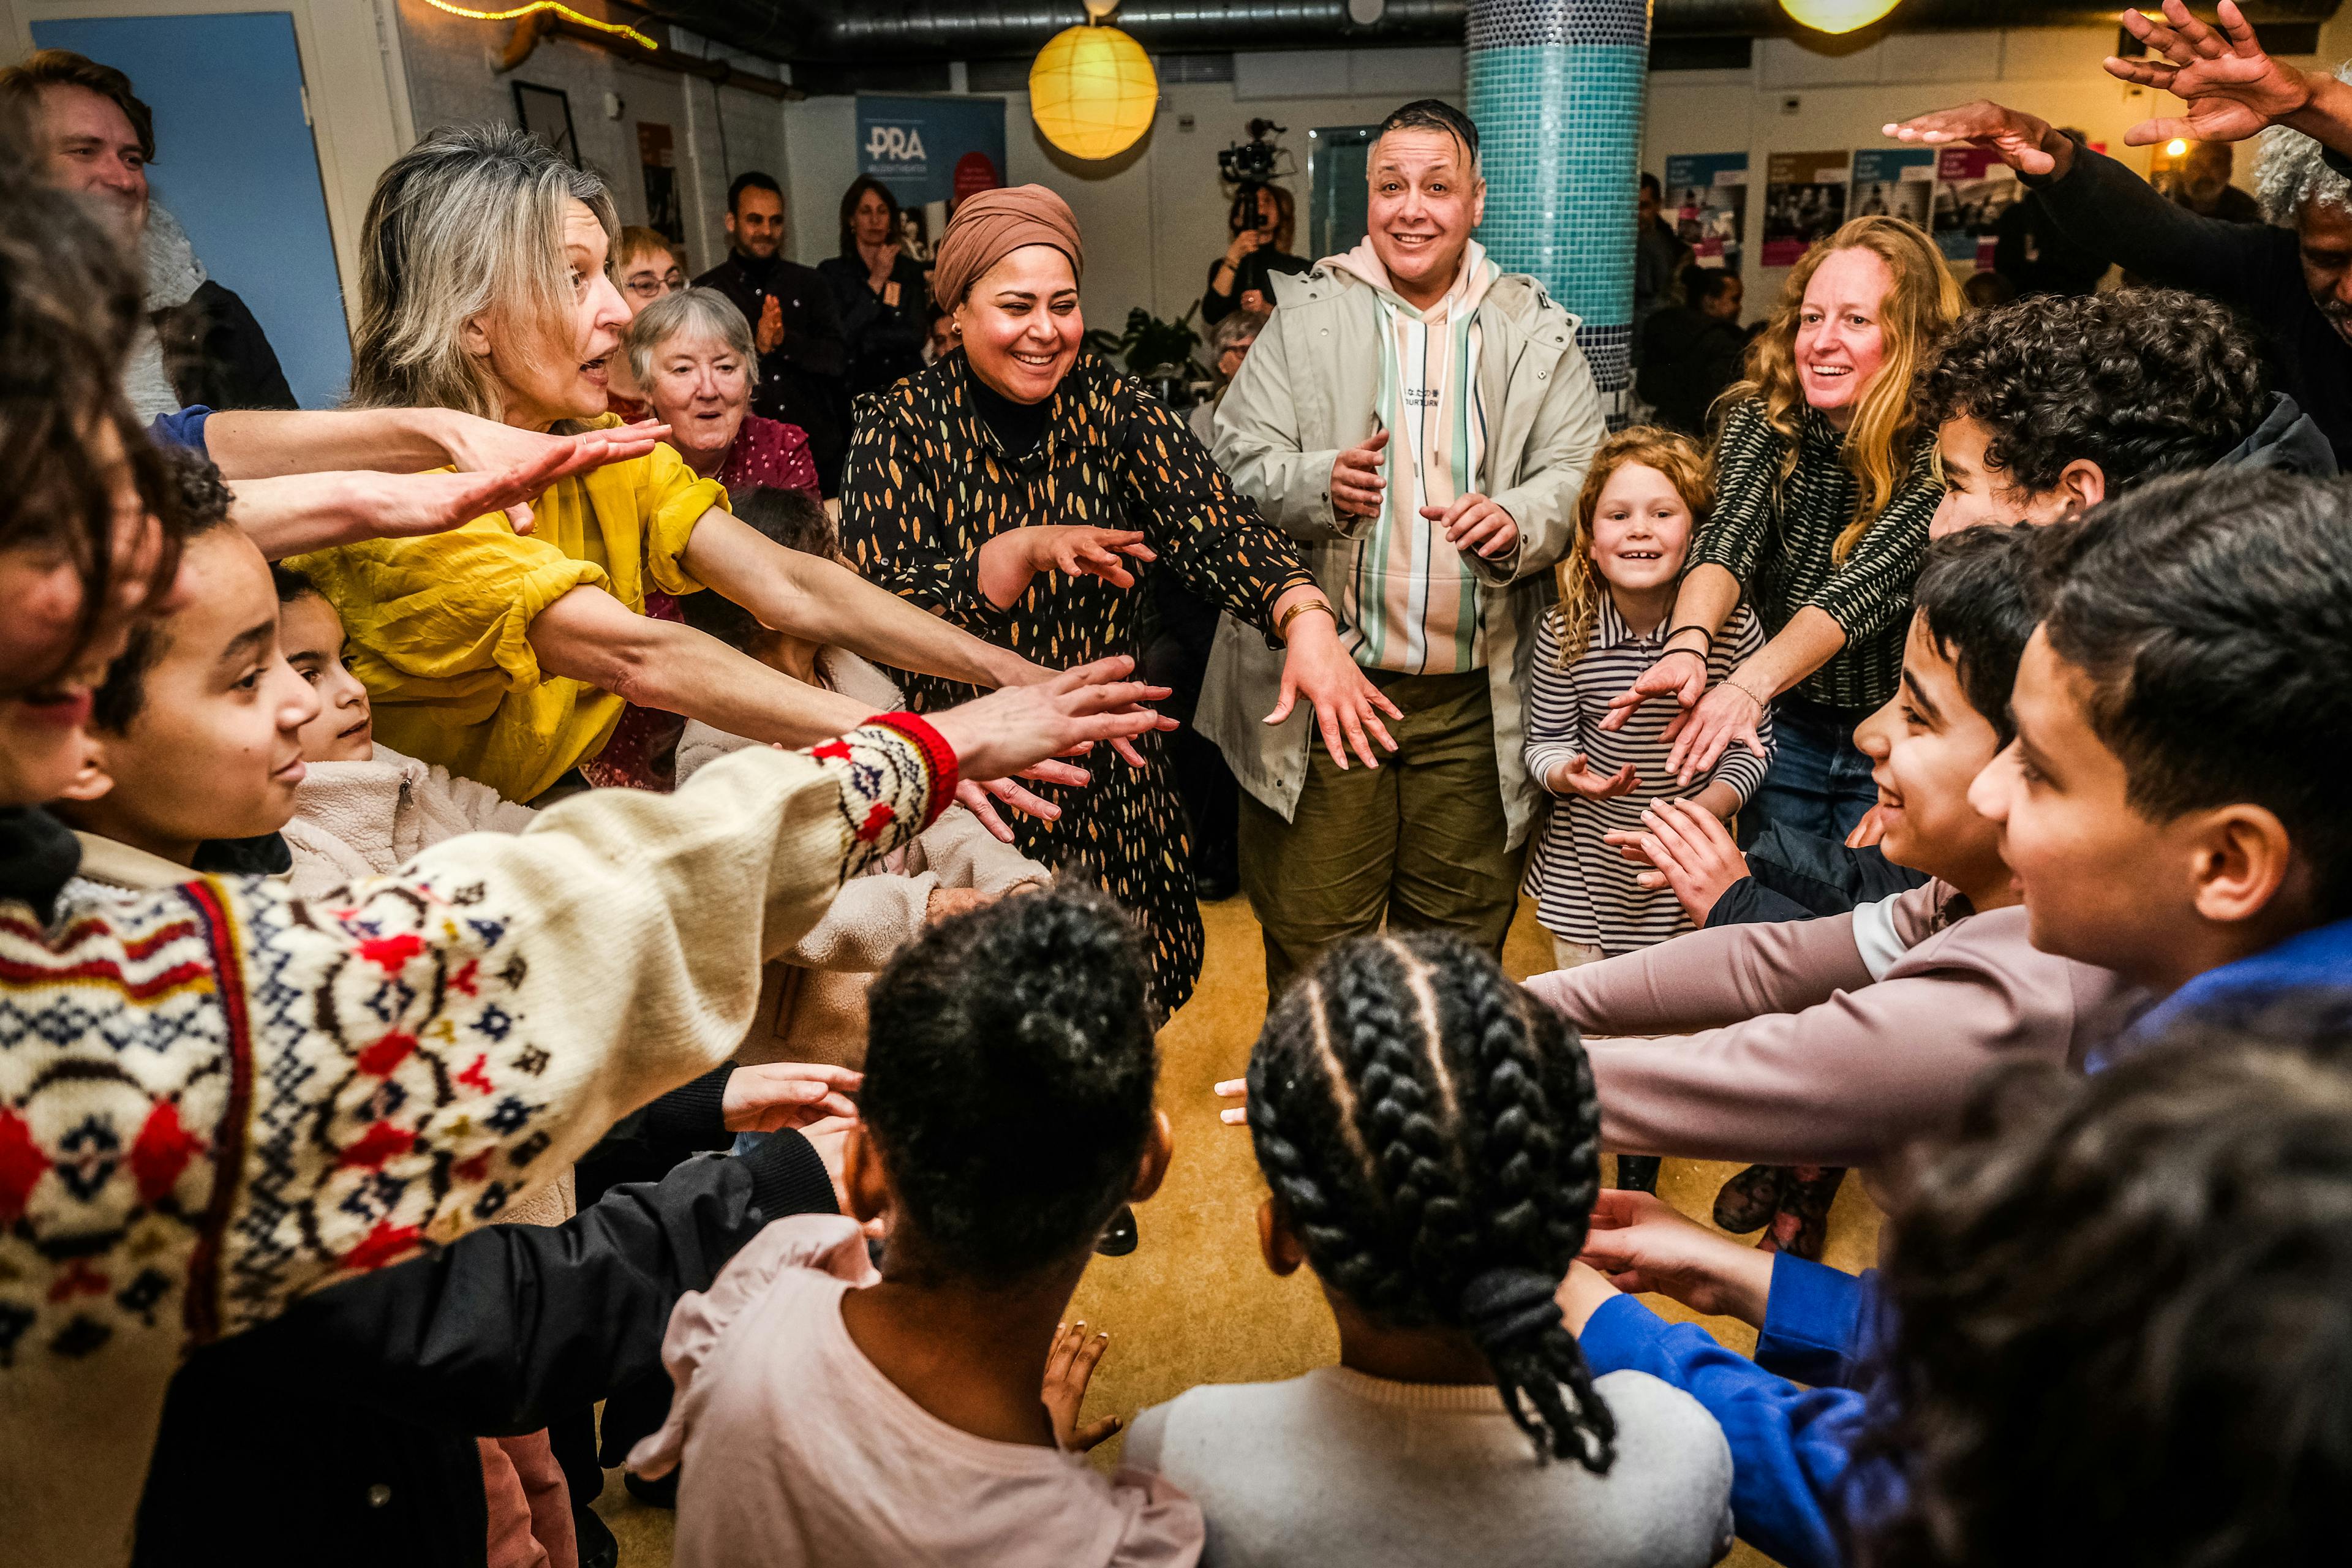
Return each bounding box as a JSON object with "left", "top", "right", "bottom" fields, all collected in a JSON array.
[
  {"left": 2217, "top": 390, "right": 2336, "bottom": 478},
  {"left": 157, "top": 279, "right": 296, "bottom": 411},
  {"left": 1706, "top": 822, "right": 1929, "bottom": 928},
  {"left": 818, "top": 251, "right": 932, "bottom": 401},
  {"left": 1991, "top": 190, "right": 2111, "bottom": 298},
  {"left": 130, "top": 1084, "right": 834, "bottom": 1568},
  {"left": 1200, "top": 247, "right": 1308, "bottom": 326},
  {"left": 2024, "top": 140, "right": 2352, "bottom": 468},
  {"left": 1637, "top": 304, "right": 1747, "bottom": 435},
  {"left": 695, "top": 252, "right": 850, "bottom": 492}
]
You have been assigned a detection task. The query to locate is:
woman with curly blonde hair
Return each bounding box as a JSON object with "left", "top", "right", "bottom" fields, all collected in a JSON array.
[{"left": 1607, "top": 216, "right": 1958, "bottom": 843}]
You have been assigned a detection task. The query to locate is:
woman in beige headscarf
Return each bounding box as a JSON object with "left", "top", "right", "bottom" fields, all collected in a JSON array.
[{"left": 840, "top": 184, "right": 1396, "bottom": 1015}]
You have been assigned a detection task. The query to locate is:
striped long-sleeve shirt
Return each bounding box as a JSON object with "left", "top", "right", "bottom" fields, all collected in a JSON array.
[
  {"left": 1523, "top": 595, "right": 1773, "bottom": 953},
  {"left": 1692, "top": 396, "right": 1939, "bottom": 713}
]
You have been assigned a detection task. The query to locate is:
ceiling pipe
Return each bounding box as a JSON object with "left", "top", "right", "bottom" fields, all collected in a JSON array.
[{"left": 631, "top": 0, "right": 2343, "bottom": 64}]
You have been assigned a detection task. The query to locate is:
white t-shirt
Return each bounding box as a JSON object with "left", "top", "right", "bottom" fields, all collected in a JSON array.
[
  {"left": 631, "top": 1213, "right": 1204, "bottom": 1568},
  {"left": 1125, "top": 1363, "right": 1733, "bottom": 1568}
]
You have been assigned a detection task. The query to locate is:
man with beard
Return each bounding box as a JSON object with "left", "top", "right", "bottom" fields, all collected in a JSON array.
[
  {"left": 1887, "top": 88, "right": 2352, "bottom": 469},
  {"left": 695, "top": 172, "right": 849, "bottom": 493}
]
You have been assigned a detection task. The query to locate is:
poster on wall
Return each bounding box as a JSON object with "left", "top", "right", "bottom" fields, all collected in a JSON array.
[
  {"left": 1762, "top": 150, "right": 1850, "bottom": 267},
  {"left": 638, "top": 123, "right": 682, "bottom": 247},
  {"left": 1851, "top": 147, "right": 1935, "bottom": 229},
  {"left": 1664, "top": 152, "right": 1748, "bottom": 272},
  {"left": 1932, "top": 146, "right": 2019, "bottom": 269},
  {"left": 856, "top": 95, "right": 1008, "bottom": 262}
]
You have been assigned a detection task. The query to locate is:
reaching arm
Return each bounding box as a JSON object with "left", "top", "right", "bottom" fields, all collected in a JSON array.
[
  {"left": 529, "top": 583, "right": 882, "bottom": 748},
  {"left": 2108, "top": 0, "right": 2352, "bottom": 161},
  {"left": 1570, "top": 1288, "right": 1865, "bottom": 1568},
  {"left": 682, "top": 506, "right": 1046, "bottom": 691}
]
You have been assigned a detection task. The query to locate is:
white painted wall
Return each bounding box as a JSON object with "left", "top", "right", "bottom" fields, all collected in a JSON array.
[{"left": 764, "top": 16, "right": 2352, "bottom": 333}]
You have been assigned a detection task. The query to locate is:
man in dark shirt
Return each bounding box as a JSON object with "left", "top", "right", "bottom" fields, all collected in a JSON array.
[
  {"left": 1637, "top": 263, "right": 1747, "bottom": 435},
  {"left": 695, "top": 171, "right": 850, "bottom": 492},
  {"left": 1888, "top": 100, "right": 2352, "bottom": 468}
]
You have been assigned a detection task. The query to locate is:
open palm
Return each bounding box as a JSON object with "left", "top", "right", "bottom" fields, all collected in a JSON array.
[{"left": 2107, "top": 0, "right": 2312, "bottom": 146}]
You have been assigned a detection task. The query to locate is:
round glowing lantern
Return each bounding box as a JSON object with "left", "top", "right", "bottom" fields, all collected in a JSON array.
[
  {"left": 1030, "top": 17, "right": 1158, "bottom": 161},
  {"left": 1779, "top": 0, "right": 1902, "bottom": 34}
]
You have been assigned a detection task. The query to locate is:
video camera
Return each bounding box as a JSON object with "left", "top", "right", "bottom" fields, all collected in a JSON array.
[{"left": 1220, "top": 119, "right": 1292, "bottom": 232}]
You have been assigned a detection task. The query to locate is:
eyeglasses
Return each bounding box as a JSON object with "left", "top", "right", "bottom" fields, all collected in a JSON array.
[{"left": 625, "top": 273, "right": 685, "bottom": 300}]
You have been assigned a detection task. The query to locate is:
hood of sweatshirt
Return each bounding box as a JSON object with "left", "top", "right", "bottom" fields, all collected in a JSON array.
[
  {"left": 2214, "top": 391, "right": 2337, "bottom": 480},
  {"left": 140, "top": 204, "right": 208, "bottom": 313}
]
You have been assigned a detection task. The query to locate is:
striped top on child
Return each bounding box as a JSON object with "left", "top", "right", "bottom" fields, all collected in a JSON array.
[
  {"left": 1322, "top": 236, "right": 1502, "bottom": 677},
  {"left": 1522, "top": 596, "right": 1775, "bottom": 954}
]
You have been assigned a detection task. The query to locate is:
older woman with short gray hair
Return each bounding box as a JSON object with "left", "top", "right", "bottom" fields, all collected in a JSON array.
[{"left": 627, "top": 287, "right": 818, "bottom": 496}]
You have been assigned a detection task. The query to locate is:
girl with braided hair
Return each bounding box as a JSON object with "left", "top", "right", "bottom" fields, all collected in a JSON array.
[{"left": 1128, "top": 932, "right": 1733, "bottom": 1567}]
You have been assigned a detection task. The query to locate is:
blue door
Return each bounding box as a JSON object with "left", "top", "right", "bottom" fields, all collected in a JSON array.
[{"left": 34, "top": 12, "right": 353, "bottom": 409}]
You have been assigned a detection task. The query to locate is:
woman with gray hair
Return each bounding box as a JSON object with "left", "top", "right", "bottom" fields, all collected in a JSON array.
[
  {"left": 1885, "top": 14, "right": 2352, "bottom": 469},
  {"left": 628, "top": 286, "right": 819, "bottom": 496},
  {"left": 293, "top": 124, "right": 1094, "bottom": 818}
]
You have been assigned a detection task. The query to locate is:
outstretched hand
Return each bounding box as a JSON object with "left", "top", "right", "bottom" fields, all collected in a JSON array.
[
  {"left": 1265, "top": 631, "right": 1401, "bottom": 774},
  {"left": 1547, "top": 753, "right": 1640, "bottom": 802},
  {"left": 2107, "top": 0, "right": 2313, "bottom": 146},
  {"left": 1602, "top": 648, "right": 1708, "bottom": 738},
  {"left": 1578, "top": 1188, "right": 1776, "bottom": 1327},
  {"left": 1042, "top": 1321, "right": 1122, "bottom": 1450},
  {"left": 720, "top": 1062, "right": 862, "bottom": 1133},
  {"left": 1602, "top": 797, "right": 1749, "bottom": 924},
  {"left": 927, "top": 656, "right": 1170, "bottom": 786},
  {"left": 357, "top": 429, "right": 667, "bottom": 538},
  {"left": 1882, "top": 100, "right": 2070, "bottom": 179},
  {"left": 1029, "top": 526, "right": 1158, "bottom": 590},
  {"left": 432, "top": 417, "right": 671, "bottom": 527}
]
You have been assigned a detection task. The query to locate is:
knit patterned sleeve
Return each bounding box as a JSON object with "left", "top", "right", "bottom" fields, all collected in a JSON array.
[
  {"left": 1521, "top": 611, "right": 1585, "bottom": 792},
  {"left": 1688, "top": 397, "right": 1781, "bottom": 585},
  {"left": 1114, "top": 374, "right": 1317, "bottom": 639},
  {"left": 0, "top": 721, "right": 943, "bottom": 1414},
  {"left": 840, "top": 387, "right": 1009, "bottom": 632},
  {"left": 1802, "top": 442, "right": 1936, "bottom": 645},
  {"left": 1705, "top": 601, "right": 1774, "bottom": 806}
]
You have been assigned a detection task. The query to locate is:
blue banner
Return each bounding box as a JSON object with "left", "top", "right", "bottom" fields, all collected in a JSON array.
[{"left": 855, "top": 95, "right": 1007, "bottom": 212}]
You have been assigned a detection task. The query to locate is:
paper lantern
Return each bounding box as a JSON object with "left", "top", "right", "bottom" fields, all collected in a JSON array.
[
  {"left": 1030, "top": 21, "right": 1158, "bottom": 161},
  {"left": 1779, "top": 0, "right": 1902, "bottom": 34}
]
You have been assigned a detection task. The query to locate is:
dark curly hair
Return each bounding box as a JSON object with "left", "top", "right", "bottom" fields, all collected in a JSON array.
[
  {"left": 88, "top": 448, "right": 235, "bottom": 735},
  {"left": 1246, "top": 932, "right": 1615, "bottom": 1469},
  {"left": 0, "top": 104, "right": 182, "bottom": 697},
  {"left": 859, "top": 883, "right": 1155, "bottom": 1283},
  {"left": 1910, "top": 525, "right": 2038, "bottom": 747},
  {"left": 1914, "top": 287, "right": 2265, "bottom": 499},
  {"left": 1849, "top": 992, "right": 2352, "bottom": 1568},
  {"left": 2024, "top": 469, "right": 2352, "bottom": 918}
]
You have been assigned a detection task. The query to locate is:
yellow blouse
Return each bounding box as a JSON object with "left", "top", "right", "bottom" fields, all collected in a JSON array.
[{"left": 290, "top": 418, "right": 726, "bottom": 802}]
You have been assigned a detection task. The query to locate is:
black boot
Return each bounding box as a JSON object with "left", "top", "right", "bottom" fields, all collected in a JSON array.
[{"left": 1613, "top": 1155, "right": 1662, "bottom": 1194}]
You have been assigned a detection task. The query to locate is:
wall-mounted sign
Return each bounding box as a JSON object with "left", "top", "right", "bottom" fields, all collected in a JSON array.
[{"left": 1664, "top": 151, "right": 1748, "bottom": 272}]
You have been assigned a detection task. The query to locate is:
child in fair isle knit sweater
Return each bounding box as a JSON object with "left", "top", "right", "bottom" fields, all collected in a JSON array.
[{"left": 0, "top": 457, "right": 1167, "bottom": 1568}]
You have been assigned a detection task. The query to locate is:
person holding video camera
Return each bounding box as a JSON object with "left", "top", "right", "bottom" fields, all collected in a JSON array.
[{"left": 1205, "top": 183, "right": 1308, "bottom": 326}]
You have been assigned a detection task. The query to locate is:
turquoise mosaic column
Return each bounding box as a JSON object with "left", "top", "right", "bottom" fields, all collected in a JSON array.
[{"left": 1466, "top": 0, "right": 1650, "bottom": 424}]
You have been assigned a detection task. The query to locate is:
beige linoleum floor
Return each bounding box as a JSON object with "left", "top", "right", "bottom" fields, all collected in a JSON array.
[{"left": 594, "top": 894, "right": 1883, "bottom": 1568}]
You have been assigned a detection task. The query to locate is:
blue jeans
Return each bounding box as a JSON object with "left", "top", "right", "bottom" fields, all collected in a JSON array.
[{"left": 1745, "top": 698, "right": 1878, "bottom": 845}]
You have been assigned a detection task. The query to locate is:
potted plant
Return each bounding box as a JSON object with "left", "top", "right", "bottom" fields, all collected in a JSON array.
[{"left": 1084, "top": 305, "right": 1203, "bottom": 406}]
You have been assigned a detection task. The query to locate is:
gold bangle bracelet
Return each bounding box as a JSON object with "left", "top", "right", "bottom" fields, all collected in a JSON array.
[{"left": 1277, "top": 598, "right": 1336, "bottom": 642}]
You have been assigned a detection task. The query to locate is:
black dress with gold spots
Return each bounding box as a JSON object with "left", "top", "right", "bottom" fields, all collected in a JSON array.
[{"left": 842, "top": 349, "right": 1317, "bottom": 1013}]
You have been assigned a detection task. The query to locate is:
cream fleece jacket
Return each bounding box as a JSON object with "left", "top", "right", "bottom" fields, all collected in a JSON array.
[{"left": 282, "top": 741, "right": 541, "bottom": 901}]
